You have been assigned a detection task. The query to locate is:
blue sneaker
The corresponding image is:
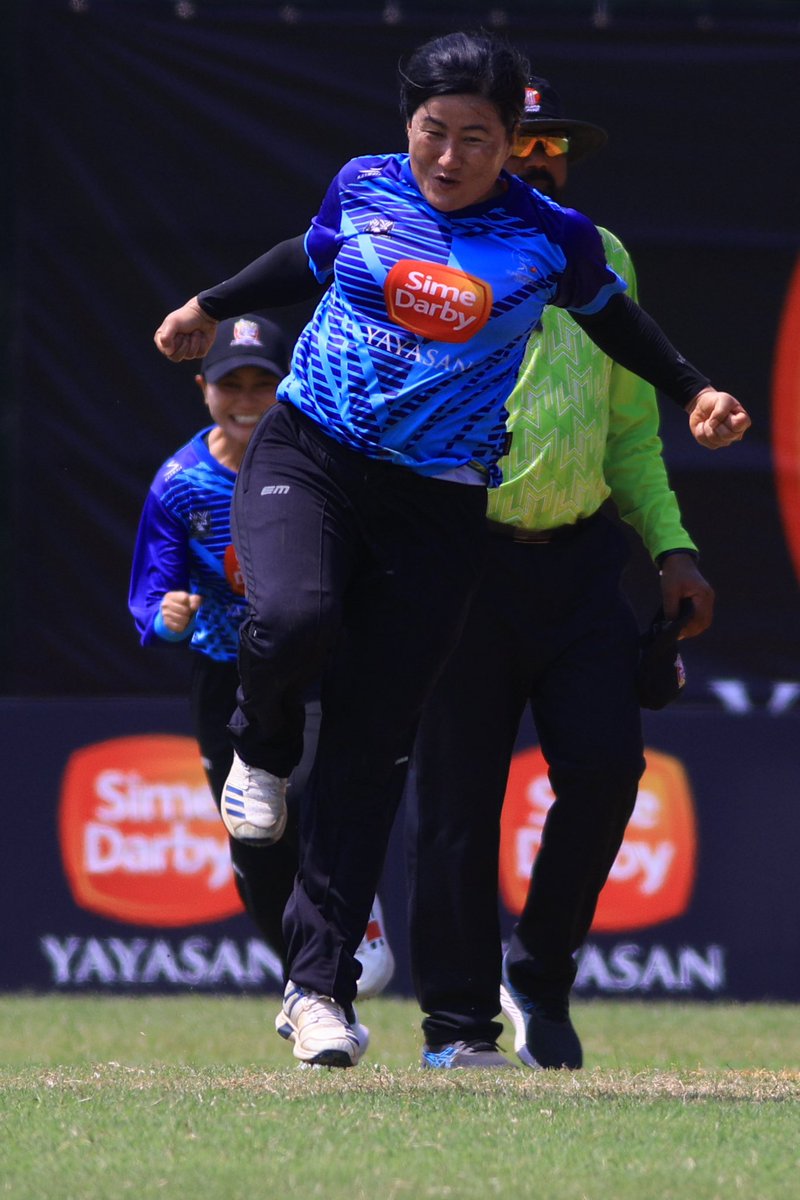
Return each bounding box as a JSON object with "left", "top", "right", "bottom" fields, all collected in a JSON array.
[
  {"left": 501, "top": 957, "right": 583, "bottom": 1070},
  {"left": 421, "top": 1040, "right": 516, "bottom": 1070}
]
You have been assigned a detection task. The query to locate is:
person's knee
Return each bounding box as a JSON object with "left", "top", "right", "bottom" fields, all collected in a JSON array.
[
  {"left": 241, "top": 595, "right": 342, "bottom": 669},
  {"left": 549, "top": 750, "right": 643, "bottom": 810}
]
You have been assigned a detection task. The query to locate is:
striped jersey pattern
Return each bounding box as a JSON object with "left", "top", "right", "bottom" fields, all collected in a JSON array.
[
  {"left": 129, "top": 427, "right": 246, "bottom": 661},
  {"left": 280, "top": 154, "right": 625, "bottom": 485}
]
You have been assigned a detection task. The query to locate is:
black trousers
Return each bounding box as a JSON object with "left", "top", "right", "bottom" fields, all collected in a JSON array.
[
  {"left": 190, "top": 654, "right": 319, "bottom": 968},
  {"left": 230, "top": 402, "right": 487, "bottom": 1006},
  {"left": 406, "top": 512, "right": 645, "bottom": 1046}
]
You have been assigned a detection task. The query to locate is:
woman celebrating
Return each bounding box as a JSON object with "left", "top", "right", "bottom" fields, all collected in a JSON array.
[{"left": 155, "top": 30, "right": 747, "bottom": 1068}]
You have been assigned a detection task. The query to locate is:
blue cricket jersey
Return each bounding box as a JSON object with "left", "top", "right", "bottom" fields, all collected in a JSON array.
[
  {"left": 278, "top": 154, "right": 626, "bottom": 485},
  {"left": 129, "top": 427, "right": 245, "bottom": 662}
]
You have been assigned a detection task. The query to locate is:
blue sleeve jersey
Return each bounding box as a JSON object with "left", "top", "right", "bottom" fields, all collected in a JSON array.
[
  {"left": 279, "top": 153, "right": 626, "bottom": 485},
  {"left": 129, "top": 427, "right": 246, "bottom": 662}
]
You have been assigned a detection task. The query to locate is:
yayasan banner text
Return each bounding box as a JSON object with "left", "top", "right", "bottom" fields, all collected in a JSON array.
[{"left": 2, "top": 699, "right": 797, "bottom": 1000}]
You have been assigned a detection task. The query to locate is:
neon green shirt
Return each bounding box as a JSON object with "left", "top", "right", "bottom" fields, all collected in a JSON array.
[{"left": 487, "top": 227, "right": 696, "bottom": 562}]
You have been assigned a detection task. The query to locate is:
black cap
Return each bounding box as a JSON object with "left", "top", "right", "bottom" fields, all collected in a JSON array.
[
  {"left": 201, "top": 314, "right": 290, "bottom": 384},
  {"left": 520, "top": 77, "right": 608, "bottom": 164},
  {"left": 636, "top": 599, "right": 693, "bottom": 710}
]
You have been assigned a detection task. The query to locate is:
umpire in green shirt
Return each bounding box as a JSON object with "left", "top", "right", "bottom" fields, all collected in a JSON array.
[{"left": 408, "top": 76, "right": 744, "bottom": 1071}]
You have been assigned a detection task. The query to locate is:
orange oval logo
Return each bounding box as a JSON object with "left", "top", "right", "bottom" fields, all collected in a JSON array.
[
  {"left": 772, "top": 255, "right": 800, "bottom": 587},
  {"left": 384, "top": 260, "right": 492, "bottom": 343},
  {"left": 59, "top": 735, "right": 242, "bottom": 927},
  {"left": 499, "top": 746, "right": 697, "bottom": 930}
]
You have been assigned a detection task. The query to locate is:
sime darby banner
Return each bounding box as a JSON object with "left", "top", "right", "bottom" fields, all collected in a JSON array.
[
  {"left": 2, "top": 696, "right": 798, "bottom": 1000},
  {"left": 59, "top": 735, "right": 240, "bottom": 929},
  {"left": 498, "top": 740, "right": 721, "bottom": 998},
  {"left": 499, "top": 747, "right": 698, "bottom": 934}
]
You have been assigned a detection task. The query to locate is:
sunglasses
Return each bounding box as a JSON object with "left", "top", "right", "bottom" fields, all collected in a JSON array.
[{"left": 510, "top": 133, "right": 570, "bottom": 159}]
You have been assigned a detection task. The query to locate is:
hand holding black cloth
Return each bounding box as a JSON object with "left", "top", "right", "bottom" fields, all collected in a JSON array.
[{"left": 636, "top": 598, "right": 694, "bottom": 710}]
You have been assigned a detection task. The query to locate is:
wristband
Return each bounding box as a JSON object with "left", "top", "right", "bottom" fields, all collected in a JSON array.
[{"left": 656, "top": 548, "right": 699, "bottom": 568}]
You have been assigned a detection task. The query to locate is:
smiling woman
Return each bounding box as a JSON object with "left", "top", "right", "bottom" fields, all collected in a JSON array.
[{"left": 151, "top": 28, "right": 746, "bottom": 1072}]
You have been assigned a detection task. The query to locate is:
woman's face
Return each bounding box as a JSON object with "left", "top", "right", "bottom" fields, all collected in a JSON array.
[
  {"left": 199, "top": 365, "right": 281, "bottom": 450},
  {"left": 407, "top": 93, "right": 513, "bottom": 212}
]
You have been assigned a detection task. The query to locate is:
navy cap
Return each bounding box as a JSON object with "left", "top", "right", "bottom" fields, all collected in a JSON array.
[
  {"left": 520, "top": 76, "right": 608, "bottom": 164},
  {"left": 201, "top": 314, "right": 290, "bottom": 384}
]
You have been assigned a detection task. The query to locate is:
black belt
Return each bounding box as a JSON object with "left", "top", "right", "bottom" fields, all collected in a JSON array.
[{"left": 486, "top": 513, "right": 599, "bottom": 544}]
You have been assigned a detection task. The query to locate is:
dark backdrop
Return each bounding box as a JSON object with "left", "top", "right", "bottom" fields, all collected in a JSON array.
[{"left": 7, "top": 1, "right": 800, "bottom": 697}]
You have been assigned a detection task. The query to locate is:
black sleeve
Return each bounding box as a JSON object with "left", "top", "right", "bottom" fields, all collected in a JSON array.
[
  {"left": 196, "top": 235, "right": 326, "bottom": 320},
  {"left": 572, "top": 293, "right": 711, "bottom": 409}
]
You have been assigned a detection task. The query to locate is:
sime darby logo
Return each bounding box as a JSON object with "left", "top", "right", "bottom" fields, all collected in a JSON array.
[
  {"left": 59, "top": 735, "right": 242, "bottom": 927},
  {"left": 499, "top": 746, "right": 697, "bottom": 930},
  {"left": 384, "top": 260, "right": 492, "bottom": 343}
]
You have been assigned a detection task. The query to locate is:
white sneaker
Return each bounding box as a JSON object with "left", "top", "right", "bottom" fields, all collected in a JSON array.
[
  {"left": 278, "top": 981, "right": 361, "bottom": 1068},
  {"left": 221, "top": 751, "right": 288, "bottom": 844},
  {"left": 355, "top": 896, "right": 396, "bottom": 999},
  {"left": 276, "top": 1007, "right": 370, "bottom": 1064}
]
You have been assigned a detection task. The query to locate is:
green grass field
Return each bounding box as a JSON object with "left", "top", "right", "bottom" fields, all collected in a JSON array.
[{"left": 2, "top": 994, "right": 798, "bottom": 1200}]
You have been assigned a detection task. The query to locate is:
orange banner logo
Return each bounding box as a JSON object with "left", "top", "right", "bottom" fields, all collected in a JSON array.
[
  {"left": 384, "top": 260, "right": 492, "bottom": 343},
  {"left": 499, "top": 746, "right": 697, "bottom": 931},
  {"left": 772, "top": 254, "right": 800, "bottom": 587},
  {"left": 59, "top": 735, "right": 242, "bottom": 927}
]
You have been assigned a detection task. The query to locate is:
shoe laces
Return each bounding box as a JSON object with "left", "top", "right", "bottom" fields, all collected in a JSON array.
[{"left": 298, "top": 990, "right": 348, "bottom": 1025}]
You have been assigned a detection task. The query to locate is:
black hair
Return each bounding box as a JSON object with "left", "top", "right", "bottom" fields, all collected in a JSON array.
[{"left": 399, "top": 30, "right": 529, "bottom": 136}]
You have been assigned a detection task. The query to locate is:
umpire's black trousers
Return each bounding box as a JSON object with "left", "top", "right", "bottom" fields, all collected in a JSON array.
[
  {"left": 406, "top": 512, "right": 645, "bottom": 1046},
  {"left": 230, "top": 402, "right": 487, "bottom": 1007}
]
